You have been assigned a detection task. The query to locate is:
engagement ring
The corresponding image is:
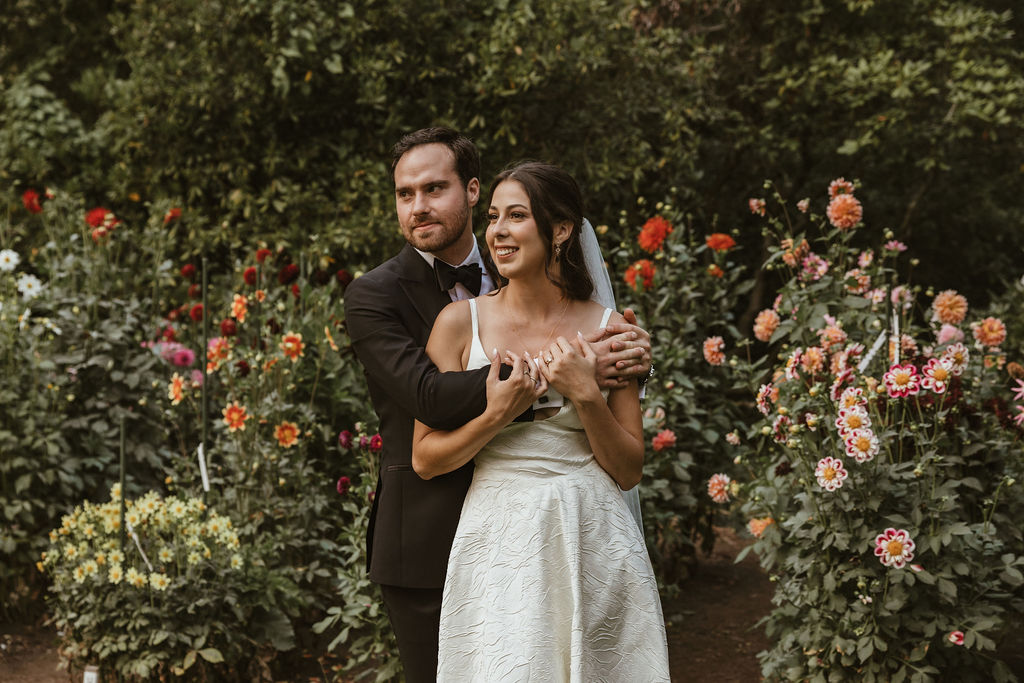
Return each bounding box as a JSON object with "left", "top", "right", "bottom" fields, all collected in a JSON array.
[{"left": 544, "top": 355, "right": 553, "bottom": 364}]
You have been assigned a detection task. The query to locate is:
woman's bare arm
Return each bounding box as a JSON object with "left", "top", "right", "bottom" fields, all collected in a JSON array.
[{"left": 412, "top": 303, "right": 545, "bottom": 479}]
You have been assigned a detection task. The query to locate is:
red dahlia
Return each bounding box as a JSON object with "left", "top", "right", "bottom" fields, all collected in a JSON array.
[
  {"left": 22, "top": 189, "right": 43, "bottom": 214},
  {"left": 278, "top": 263, "right": 299, "bottom": 285}
]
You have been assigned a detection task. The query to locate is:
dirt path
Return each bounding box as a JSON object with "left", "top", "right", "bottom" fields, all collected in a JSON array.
[
  {"left": 2, "top": 529, "right": 771, "bottom": 682},
  {"left": 664, "top": 527, "right": 773, "bottom": 682}
]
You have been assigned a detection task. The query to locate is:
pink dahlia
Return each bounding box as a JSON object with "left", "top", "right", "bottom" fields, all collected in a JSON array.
[
  {"left": 800, "top": 253, "right": 830, "bottom": 282},
  {"left": 814, "top": 456, "right": 848, "bottom": 491},
  {"left": 707, "top": 473, "right": 732, "bottom": 503},
  {"left": 921, "top": 357, "right": 953, "bottom": 394},
  {"left": 835, "top": 408, "right": 871, "bottom": 437},
  {"left": 652, "top": 429, "right": 677, "bottom": 452},
  {"left": 874, "top": 528, "right": 915, "bottom": 569},
  {"left": 845, "top": 428, "right": 880, "bottom": 463},
  {"left": 828, "top": 177, "right": 856, "bottom": 198},
  {"left": 883, "top": 364, "right": 920, "bottom": 398},
  {"left": 756, "top": 383, "right": 778, "bottom": 416},
  {"left": 942, "top": 343, "right": 969, "bottom": 376},
  {"left": 838, "top": 387, "right": 867, "bottom": 412},
  {"left": 702, "top": 336, "right": 725, "bottom": 366},
  {"left": 937, "top": 324, "right": 964, "bottom": 346}
]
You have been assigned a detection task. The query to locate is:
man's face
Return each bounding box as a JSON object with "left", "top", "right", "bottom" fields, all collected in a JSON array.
[{"left": 393, "top": 143, "right": 479, "bottom": 261}]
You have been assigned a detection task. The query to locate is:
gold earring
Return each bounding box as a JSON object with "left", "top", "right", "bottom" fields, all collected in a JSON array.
[{"left": 555, "top": 243, "right": 561, "bottom": 260}]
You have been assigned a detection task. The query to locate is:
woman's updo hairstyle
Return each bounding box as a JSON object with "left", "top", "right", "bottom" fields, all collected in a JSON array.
[{"left": 488, "top": 161, "right": 593, "bottom": 301}]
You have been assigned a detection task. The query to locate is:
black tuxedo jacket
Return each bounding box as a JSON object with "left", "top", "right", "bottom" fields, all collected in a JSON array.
[{"left": 343, "top": 243, "right": 491, "bottom": 588}]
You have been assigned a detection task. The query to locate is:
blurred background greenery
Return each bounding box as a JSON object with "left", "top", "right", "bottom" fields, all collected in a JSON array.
[{"left": 3, "top": 0, "right": 1022, "bottom": 302}]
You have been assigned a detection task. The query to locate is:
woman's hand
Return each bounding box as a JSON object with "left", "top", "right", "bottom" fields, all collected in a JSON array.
[
  {"left": 485, "top": 348, "right": 547, "bottom": 424},
  {"left": 536, "top": 333, "right": 602, "bottom": 405}
]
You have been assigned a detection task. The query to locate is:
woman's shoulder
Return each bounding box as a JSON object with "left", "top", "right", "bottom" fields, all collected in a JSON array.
[
  {"left": 574, "top": 299, "right": 622, "bottom": 329},
  {"left": 433, "top": 299, "right": 472, "bottom": 332}
]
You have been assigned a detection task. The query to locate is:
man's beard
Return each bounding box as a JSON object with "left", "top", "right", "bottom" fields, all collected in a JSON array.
[{"left": 404, "top": 201, "right": 472, "bottom": 255}]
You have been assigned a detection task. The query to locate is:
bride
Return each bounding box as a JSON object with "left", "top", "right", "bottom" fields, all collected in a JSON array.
[{"left": 411, "top": 161, "right": 670, "bottom": 681}]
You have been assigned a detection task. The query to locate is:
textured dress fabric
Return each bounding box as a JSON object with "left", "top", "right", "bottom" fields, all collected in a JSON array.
[{"left": 436, "top": 301, "right": 671, "bottom": 682}]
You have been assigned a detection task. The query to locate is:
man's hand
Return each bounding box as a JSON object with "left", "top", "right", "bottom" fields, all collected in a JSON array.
[{"left": 584, "top": 308, "right": 653, "bottom": 389}]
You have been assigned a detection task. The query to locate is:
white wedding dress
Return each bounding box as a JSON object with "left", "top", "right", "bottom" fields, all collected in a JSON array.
[{"left": 436, "top": 300, "right": 670, "bottom": 682}]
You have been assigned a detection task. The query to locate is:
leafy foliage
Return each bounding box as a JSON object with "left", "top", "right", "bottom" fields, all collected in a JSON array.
[{"left": 729, "top": 181, "right": 1024, "bottom": 682}]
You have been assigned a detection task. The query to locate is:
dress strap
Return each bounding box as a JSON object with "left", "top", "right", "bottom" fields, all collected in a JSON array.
[
  {"left": 469, "top": 298, "right": 481, "bottom": 340},
  {"left": 599, "top": 307, "right": 614, "bottom": 328}
]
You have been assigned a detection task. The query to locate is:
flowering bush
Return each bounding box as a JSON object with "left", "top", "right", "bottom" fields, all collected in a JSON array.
[
  {"left": 1, "top": 191, "right": 170, "bottom": 618},
  {"left": 611, "top": 202, "right": 764, "bottom": 585},
  {"left": 3, "top": 186, "right": 393, "bottom": 676},
  {"left": 729, "top": 180, "right": 1024, "bottom": 681},
  {"left": 314, "top": 426, "right": 400, "bottom": 681},
  {"left": 148, "top": 244, "right": 393, "bottom": 676},
  {"left": 42, "top": 485, "right": 297, "bottom": 678}
]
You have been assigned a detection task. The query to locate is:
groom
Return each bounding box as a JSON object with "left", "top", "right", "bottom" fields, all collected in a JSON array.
[{"left": 343, "top": 127, "right": 651, "bottom": 681}]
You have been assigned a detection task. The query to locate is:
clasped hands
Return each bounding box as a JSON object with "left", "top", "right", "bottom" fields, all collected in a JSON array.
[{"left": 485, "top": 308, "right": 652, "bottom": 424}]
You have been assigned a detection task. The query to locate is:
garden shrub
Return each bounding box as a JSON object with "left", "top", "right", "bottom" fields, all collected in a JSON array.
[
  {"left": 726, "top": 179, "right": 1024, "bottom": 682},
  {"left": 42, "top": 485, "right": 297, "bottom": 680},
  {"left": 1, "top": 192, "right": 170, "bottom": 617},
  {"left": 608, "top": 198, "right": 765, "bottom": 585}
]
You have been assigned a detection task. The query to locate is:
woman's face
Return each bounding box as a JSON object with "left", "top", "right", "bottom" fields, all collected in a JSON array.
[{"left": 485, "top": 179, "right": 549, "bottom": 280}]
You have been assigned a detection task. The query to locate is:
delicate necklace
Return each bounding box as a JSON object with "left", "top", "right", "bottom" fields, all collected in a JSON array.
[{"left": 506, "top": 296, "right": 570, "bottom": 356}]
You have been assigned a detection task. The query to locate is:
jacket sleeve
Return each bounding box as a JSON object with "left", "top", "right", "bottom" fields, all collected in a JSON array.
[{"left": 344, "top": 278, "right": 488, "bottom": 431}]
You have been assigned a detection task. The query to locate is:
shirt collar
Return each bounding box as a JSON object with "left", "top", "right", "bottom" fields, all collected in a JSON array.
[{"left": 414, "top": 240, "right": 485, "bottom": 270}]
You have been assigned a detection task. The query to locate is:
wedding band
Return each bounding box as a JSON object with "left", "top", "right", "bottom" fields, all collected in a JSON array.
[{"left": 523, "top": 367, "right": 531, "bottom": 376}]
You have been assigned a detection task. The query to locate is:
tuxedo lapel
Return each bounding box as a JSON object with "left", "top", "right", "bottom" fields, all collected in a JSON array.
[{"left": 396, "top": 244, "right": 452, "bottom": 329}]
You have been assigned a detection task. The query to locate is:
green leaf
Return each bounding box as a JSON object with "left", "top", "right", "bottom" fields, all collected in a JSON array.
[{"left": 198, "top": 648, "right": 224, "bottom": 663}]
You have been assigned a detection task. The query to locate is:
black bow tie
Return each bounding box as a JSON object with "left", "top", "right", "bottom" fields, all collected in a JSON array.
[{"left": 433, "top": 259, "right": 482, "bottom": 296}]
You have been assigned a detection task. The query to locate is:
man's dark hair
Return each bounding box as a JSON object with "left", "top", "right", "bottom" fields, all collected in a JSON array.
[
  {"left": 390, "top": 127, "right": 480, "bottom": 188},
  {"left": 488, "top": 161, "right": 594, "bottom": 301}
]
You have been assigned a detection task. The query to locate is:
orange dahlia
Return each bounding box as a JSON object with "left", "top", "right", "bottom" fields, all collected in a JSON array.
[
  {"left": 280, "top": 332, "right": 305, "bottom": 362},
  {"left": 707, "top": 473, "right": 731, "bottom": 503},
  {"left": 705, "top": 233, "right": 736, "bottom": 252},
  {"left": 748, "top": 517, "right": 774, "bottom": 538},
  {"left": 167, "top": 373, "right": 185, "bottom": 405},
  {"left": 972, "top": 317, "right": 1006, "bottom": 348},
  {"left": 222, "top": 402, "right": 249, "bottom": 432},
  {"left": 826, "top": 193, "right": 862, "bottom": 230},
  {"left": 273, "top": 421, "right": 300, "bottom": 448},
  {"left": 702, "top": 336, "right": 725, "bottom": 366},
  {"left": 932, "top": 290, "right": 968, "bottom": 325},
  {"left": 624, "top": 260, "right": 656, "bottom": 291},
  {"left": 638, "top": 216, "right": 673, "bottom": 253},
  {"left": 207, "top": 337, "right": 231, "bottom": 372},
  {"left": 753, "top": 309, "right": 781, "bottom": 342},
  {"left": 231, "top": 293, "right": 249, "bottom": 323}
]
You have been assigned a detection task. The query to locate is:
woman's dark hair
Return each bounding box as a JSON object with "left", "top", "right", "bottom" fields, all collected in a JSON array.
[
  {"left": 488, "top": 161, "right": 593, "bottom": 301},
  {"left": 390, "top": 127, "right": 480, "bottom": 188}
]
